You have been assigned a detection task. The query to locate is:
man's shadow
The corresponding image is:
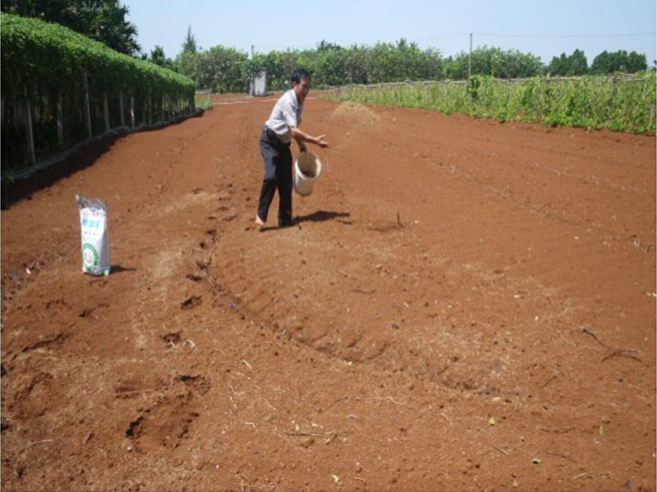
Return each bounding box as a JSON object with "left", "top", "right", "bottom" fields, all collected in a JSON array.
[
  {"left": 259, "top": 210, "right": 351, "bottom": 232},
  {"left": 295, "top": 210, "right": 351, "bottom": 224}
]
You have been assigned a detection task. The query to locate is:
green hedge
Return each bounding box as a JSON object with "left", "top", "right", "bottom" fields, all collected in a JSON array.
[
  {"left": 1, "top": 13, "right": 194, "bottom": 100},
  {"left": 1, "top": 13, "right": 196, "bottom": 176}
]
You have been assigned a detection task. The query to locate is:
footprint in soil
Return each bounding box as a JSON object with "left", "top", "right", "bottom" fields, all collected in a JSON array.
[
  {"left": 45, "top": 298, "right": 68, "bottom": 310},
  {"left": 186, "top": 272, "right": 207, "bottom": 282},
  {"left": 175, "top": 374, "right": 211, "bottom": 395},
  {"left": 162, "top": 331, "right": 182, "bottom": 349},
  {"left": 79, "top": 303, "right": 108, "bottom": 318},
  {"left": 13, "top": 372, "right": 54, "bottom": 418},
  {"left": 181, "top": 296, "right": 202, "bottom": 310},
  {"left": 125, "top": 401, "right": 200, "bottom": 453}
]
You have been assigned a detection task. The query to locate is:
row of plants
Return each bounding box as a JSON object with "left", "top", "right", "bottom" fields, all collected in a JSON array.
[
  {"left": 1, "top": 13, "right": 196, "bottom": 176},
  {"left": 325, "top": 74, "right": 656, "bottom": 134}
]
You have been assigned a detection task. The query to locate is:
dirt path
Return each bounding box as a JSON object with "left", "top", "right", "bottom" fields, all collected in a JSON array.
[{"left": 2, "top": 94, "right": 655, "bottom": 492}]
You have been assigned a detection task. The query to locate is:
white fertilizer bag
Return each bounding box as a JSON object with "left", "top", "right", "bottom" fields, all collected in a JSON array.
[{"left": 76, "top": 195, "right": 110, "bottom": 276}]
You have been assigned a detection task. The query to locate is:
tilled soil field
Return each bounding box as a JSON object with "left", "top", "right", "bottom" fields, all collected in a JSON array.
[{"left": 1, "top": 94, "right": 655, "bottom": 492}]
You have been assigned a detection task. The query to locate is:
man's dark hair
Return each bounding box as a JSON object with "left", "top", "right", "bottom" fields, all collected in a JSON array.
[{"left": 292, "top": 68, "right": 311, "bottom": 84}]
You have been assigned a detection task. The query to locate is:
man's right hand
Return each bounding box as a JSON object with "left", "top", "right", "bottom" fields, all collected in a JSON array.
[{"left": 315, "top": 134, "right": 329, "bottom": 148}]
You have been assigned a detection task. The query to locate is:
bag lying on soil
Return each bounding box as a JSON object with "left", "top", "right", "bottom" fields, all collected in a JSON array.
[{"left": 75, "top": 195, "right": 110, "bottom": 276}]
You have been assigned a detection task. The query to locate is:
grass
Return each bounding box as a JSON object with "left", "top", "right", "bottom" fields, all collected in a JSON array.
[{"left": 195, "top": 94, "right": 214, "bottom": 110}]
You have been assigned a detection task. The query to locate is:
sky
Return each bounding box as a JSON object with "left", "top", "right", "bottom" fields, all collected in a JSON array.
[{"left": 123, "top": 0, "right": 656, "bottom": 66}]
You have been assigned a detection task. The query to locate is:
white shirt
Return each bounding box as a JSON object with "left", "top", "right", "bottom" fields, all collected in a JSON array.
[{"left": 265, "top": 89, "right": 303, "bottom": 143}]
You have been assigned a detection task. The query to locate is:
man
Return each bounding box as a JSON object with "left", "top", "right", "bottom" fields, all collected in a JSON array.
[{"left": 256, "top": 69, "right": 329, "bottom": 229}]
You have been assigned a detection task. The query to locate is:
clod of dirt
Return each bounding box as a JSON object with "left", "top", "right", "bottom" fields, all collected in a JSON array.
[{"left": 299, "top": 436, "right": 314, "bottom": 448}]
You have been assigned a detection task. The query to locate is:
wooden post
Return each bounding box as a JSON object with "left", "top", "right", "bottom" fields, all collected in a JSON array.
[
  {"left": 130, "top": 96, "right": 135, "bottom": 127},
  {"left": 83, "top": 71, "right": 92, "bottom": 138},
  {"left": 56, "top": 93, "right": 64, "bottom": 146},
  {"left": 148, "top": 91, "right": 152, "bottom": 125},
  {"left": 119, "top": 90, "right": 125, "bottom": 127},
  {"left": 25, "top": 98, "right": 36, "bottom": 164},
  {"left": 103, "top": 92, "right": 110, "bottom": 132},
  {"left": 161, "top": 95, "right": 164, "bottom": 122},
  {"left": 467, "top": 33, "right": 472, "bottom": 78}
]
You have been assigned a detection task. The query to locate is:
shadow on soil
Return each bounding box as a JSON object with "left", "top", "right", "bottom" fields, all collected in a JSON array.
[
  {"left": 295, "top": 210, "right": 351, "bottom": 224},
  {"left": 1, "top": 133, "right": 124, "bottom": 210},
  {"left": 110, "top": 265, "right": 137, "bottom": 275},
  {"left": 258, "top": 210, "right": 351, "bottom": 232},
  {"left": 1, "top": 112, "right": 204, "bottom": 210}
]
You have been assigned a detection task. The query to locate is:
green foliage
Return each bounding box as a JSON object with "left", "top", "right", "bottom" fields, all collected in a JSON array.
[
  {"left": 366, "top": 40, "right": 443, "bottom": 83},
  {"left": 179, "top": 45, "right": 249, "bottom": 93},
  {"left": 195, "top": 94, "right": 214, "bottom": 110},
  {"left": 327, "top": 73, "right": 656, "bottom": 135},
  {"left": 591, "top": 50, "right": 648, "bottom": 74},
  {"left": 1, "top": 13, "right": 195, "bottom": 100},
  {"left": 181, "top": 25, "right": 198, "bottom": 55},
  {"left": 262, "top": 50, "right": 300, "bottom": 90},
  {"left": 547, "top": 49, "right": 588, "bottom": 76},
  {"left": 1, "top": 0, "right": 140, "bottom": 55},
  {"left": 174, "top": 36, "right": 651, "bottom": 99},
  {"left": 1, "top": 13, "right": 196, "bottom": 172},
  {"left": 177, "top": 39, "right": 445, "bottom": 93},
  {"left": 150, "top": 45, "right": 174, "bottom": 69},
  {"left": 443, "top": 46, "right": 543, "bottom": 80},
  {"left": 1, "top": 169, "right": 16, "bottom": 186}
]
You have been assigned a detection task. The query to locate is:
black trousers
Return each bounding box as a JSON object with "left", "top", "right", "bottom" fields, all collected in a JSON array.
[{"left": 257, "top": 126, "right": 293, "bottom": 226}]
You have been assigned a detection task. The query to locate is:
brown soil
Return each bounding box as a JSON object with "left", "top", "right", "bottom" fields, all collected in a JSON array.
[{"left": 2, "top": 93, "right": 655, "bottom": 492}]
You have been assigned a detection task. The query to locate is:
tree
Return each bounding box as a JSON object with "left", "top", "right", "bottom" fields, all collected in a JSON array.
[
  {"left": 1, "top": 0, "right": 140, "bottom": 55},
  {"left": 591, "top": 50, "right": 647, "bottom": 74},
  {"left": 316, "top": 40, "right": 342, "bottom": 52},
  {"left": 547, "top": 49, "right": 588, "bottom": 76},
  {"left": 443, "top": 46, "right": 542, "bottom": 80},
  {"left": 150, "top": 45, "right": 173, "bottom": 69},
  {"left": 183, "top": 46, "right": 248, "bottom": 93},
  {"left": 181, "top": 25, "right": 198, "bottom": 54}
]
